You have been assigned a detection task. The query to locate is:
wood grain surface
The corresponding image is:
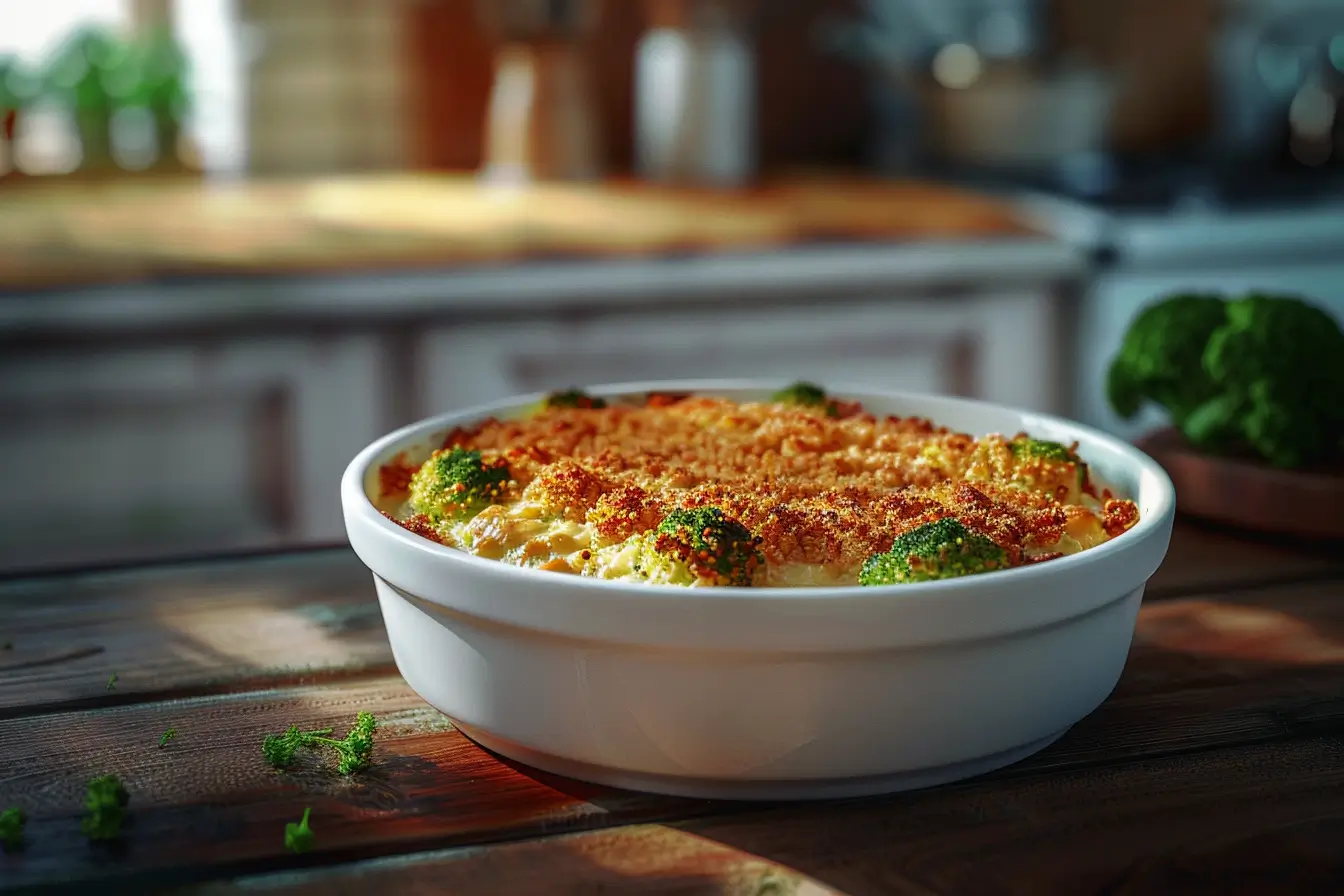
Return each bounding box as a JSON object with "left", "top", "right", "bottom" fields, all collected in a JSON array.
[
  {"left": 1, "top": 521, "right": 1342, "bottom": 893},
  {"left": 198, "top": 736, "right": 1344, "bottom": 896}
]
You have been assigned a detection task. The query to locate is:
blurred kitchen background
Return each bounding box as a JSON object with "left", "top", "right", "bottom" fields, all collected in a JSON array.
[{"left": 2, "top": 0, "right": 1343, "bottom": 572}]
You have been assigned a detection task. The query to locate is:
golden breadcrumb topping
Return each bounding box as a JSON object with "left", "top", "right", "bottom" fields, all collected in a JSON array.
[{"left": 382, "top": 393, "right": 1141, "bottom": 586}]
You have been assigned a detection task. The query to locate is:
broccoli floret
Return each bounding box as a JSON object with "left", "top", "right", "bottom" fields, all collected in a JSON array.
[
  {"left": 1009, "top": 436, "right": 1088, "bottom": 495},
  {"left": 1191, "top": 294, "right": 1344, "bottom": 468},
  {"left": 285, "top": 807, "right": 315, "bottom": 854},
  {"left": 409, "top": 447, "right": 511, "bottom": 523},
  {"left": 771, "top": 381, "right": 840, "bottom": 416},
  {"left": 1009, "top": 437, "right": 1075, "bottom": 464},
  {"left": 859, "top": 518, "right": 1008, "bottom": 585},
  {"left": 631, "top": 506, "right": 762, "bottom": 586},
  {"left": 0, "top": 806, "right": 25, "bottom": 852},
  {"left": 542, "top": 388, "right": 607, "bottom": 410},
  {"left": 1106, "top": 294, "right": 1228, "bottom": 426},
  {"left": 81, "top": 775, "right": 129, "bottom": 842}
]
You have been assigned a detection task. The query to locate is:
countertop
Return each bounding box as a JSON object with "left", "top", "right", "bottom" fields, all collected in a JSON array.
[
  {"left": 0, "top": 173, "right": 1057, "bottom": 292},
  {"left": 2, "top": 520, "right": 1343, "bottom": 892}
]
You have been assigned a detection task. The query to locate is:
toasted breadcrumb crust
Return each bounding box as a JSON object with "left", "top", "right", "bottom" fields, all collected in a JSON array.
[{"left": 386, "top": 396, "right": 1140, "bottom": 584}]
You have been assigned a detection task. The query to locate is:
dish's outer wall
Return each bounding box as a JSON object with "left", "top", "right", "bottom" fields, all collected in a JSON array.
[
  {"left": 376, "top": 572, "right": 1146, "bottom": 789},
  {"left": 342, "top": 381, "right": 1176, "bottom": 653}
]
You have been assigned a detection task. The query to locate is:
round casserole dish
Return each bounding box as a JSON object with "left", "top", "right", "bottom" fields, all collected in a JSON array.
[{"left": 341, "top": 381, "right": 1176, "bottom": 800}]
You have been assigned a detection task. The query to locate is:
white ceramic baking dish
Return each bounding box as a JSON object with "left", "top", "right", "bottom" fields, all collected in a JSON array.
[{"left": 341, "top": 381, "right": 1175, "bottom": 800}]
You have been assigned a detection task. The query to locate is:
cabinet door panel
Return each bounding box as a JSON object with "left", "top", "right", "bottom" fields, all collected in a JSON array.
[
  {"left": 421, "top": 294, "right": 1061, "bottom": 415},
  {"left": 0, "top": 335, "right": 382, "bottom": 570}
]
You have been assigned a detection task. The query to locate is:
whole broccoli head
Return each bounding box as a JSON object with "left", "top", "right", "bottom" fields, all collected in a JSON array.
[
  {"left": 1191, "top": 294, "right": 1344, "bottom": 468},
  {"left": 859, "top": 517, "right": 1008, "bottom": 585},
  {"left": 409, "top": 447, "right": 511, "bottom": 523},
  {"left": 771, "top": 381, "right": 839, "bottom": 416},
  {"left": 636, "top": 506, "right": 762, "bottom": 586},
  {"left": 1106, "top": 294, "right": 1228, "bottom": 425},
  {"left": 542, "top": 388, "right": 607, "bottom": 410}
]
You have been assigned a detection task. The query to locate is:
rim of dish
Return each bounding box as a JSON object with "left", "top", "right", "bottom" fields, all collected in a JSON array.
[{"left": 343, "top": 379, "right": 1176, "bottom": 601}]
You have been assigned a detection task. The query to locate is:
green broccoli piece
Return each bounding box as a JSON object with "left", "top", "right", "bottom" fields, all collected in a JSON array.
[
  {"left": 1193, "top": 294, "right": 1344, "bottom": 468},
  {"left": 541, "top": 388, "right": 607, "bottom": 410},
  {"left": 1008, "top": 437, "right": 1075, "bottom": 464},
  {"left": 771, "top": 381, "right": 840, "bottom": 416},
  {"left": 409, "top": 447, "right": 511, "bottom": 523},
  {"left": 860, "top": 518, "right": 1008, "bottom": 585},
  {"left": 0, "top": 806, "right": 25, "bottom": 852},
  {"left": 1009, "top": 436, "right": 1087, "bottom": 492},
  {"left": 1106, "top": 294, "right": 1228, "bottom": 426},
  {"left": 262, "top": 713, "right": 378, "bottom": 775},
  {"left": 81, "top": 775, "right": 129, "bottom": 842},
  {"left": 285, "top": 807, "right": 315, "bottom": 854},
  {"left": 633, "top": 507, "right": 763, "bottom": 586},
  {"left": 159, "top": 728, "right": 177, "bottom": 748}
]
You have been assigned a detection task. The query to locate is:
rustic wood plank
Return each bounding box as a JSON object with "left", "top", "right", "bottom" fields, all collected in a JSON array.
[
  {"left": 192, "top": 826, "right": 863, "bottom": 896},
  {"left": 0, "top": 550, "right": 390, "bottom": 717},
  {"left": 1, "top": 522, "right": 1337, "bottom": 717},
  {"left": 673, "top": 736, "right": 1344, "bottom": 896},
  {"left": 1117, "top": 577, "right": 1344, "bottom": 699},
  {"left": 3, "top": 574, "right": 1344, "bottom": 891},
  {"left": 1146, "top": 519, "right": 1344, "bottom": 598},
  {"left": 189, "top": 735, "right": 1344, "bottom": 896}
]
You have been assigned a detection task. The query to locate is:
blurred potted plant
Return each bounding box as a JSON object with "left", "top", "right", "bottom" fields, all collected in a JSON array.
[
  {"left": 0, "top": 55, "right": 44, "bottom": 179},
  {"left": 1110, "top": 293, "right": 1344, "bottom": 539},
  {"left": 129, "top": 26, "right": 192, "bottom": 173},
  {"left": 43, "top": 26, "right": 130, "bottom": 176}
]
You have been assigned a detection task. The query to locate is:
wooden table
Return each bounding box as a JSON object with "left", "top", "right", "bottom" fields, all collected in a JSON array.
[{"left": 3, "top": 521, "right": 1343, "bottom": 894}]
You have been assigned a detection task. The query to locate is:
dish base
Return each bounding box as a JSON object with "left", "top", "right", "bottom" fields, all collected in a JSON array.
[{"left": 454, "top": 722, "right": 1071, "bottom": 801}]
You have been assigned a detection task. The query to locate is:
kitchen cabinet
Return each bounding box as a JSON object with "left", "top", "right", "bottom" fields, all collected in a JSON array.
[
  {"left": 422, "top": 293, "right": 1068, "bottom": 416},
  {"left": 0, "top": 335, "right": 383, "bottom": 570}
]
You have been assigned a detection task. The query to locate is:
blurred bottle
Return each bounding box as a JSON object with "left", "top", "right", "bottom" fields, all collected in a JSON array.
[
  {"left": 635, "top": 0, "right": 756, "bottom": 187},
  {"left": 477, "top": 0, "right": 603, "bottom": 184}
]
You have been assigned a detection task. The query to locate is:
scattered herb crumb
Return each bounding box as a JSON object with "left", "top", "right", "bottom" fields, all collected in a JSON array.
[
  {"left": 284, "top": 807, "right": 314, "bottom": 854},
  {"left": 106, "top": 673, "right": 118, "bottom": 691},
  {"left": 263, "top": 712, "right": 378, "bottom": 775},
  {"left": 159, "top": 728, "right": 177, "bottom": 748},
  {"left": 1, "top": 641, "right": 11, "bottom": 651},
  {"left": 0, "top": 806, "right": 25, "bottom": 852},
  {"left": 81, "top": 775, "right": 129, "bottom": 842}
]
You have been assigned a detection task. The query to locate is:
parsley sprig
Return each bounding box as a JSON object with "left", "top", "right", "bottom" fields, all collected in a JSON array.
[
  {"left": 263, "top": 712, "right": 378, "bottom": 775},
  {"left": 0, "top": 806, "right": 25, "bottom": 852}
]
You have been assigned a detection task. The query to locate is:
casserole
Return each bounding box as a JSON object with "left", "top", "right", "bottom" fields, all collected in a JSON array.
[{"left": 342, "top": 381, "right": 1175, "bottom": 800}]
